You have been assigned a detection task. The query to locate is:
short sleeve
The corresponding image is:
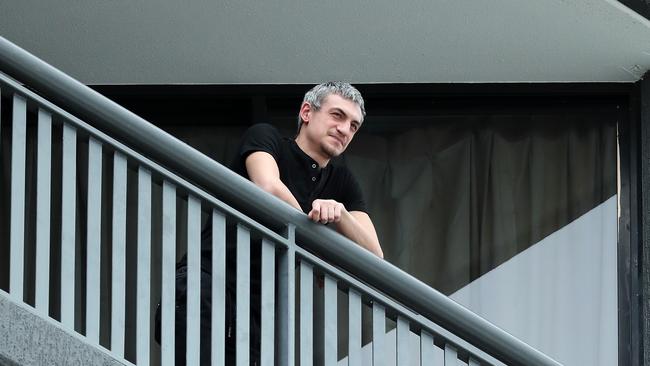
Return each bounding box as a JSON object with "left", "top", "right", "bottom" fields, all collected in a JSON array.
[
  {"left": 238, "top": 123, "right": 284, "bottom": 162},
  {"left": 340, "top": 170, "right": 367, "bottom": 213}
]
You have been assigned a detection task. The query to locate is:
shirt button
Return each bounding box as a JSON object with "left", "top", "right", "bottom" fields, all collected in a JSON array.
[
  {"left": 312, "top": 177, "right": 316, "bottom": 182},
  {"left": 312, "top": 164, "right": 317, "bottom": 169}
]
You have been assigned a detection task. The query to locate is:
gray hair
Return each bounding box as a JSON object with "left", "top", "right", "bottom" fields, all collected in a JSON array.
[{"left": 297, "top": 81, "right": 366, "bottom": 131}]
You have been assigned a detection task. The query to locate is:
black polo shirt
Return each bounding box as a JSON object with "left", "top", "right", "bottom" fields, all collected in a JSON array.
[
  {"left": 181, "top": 123, "right": 367, "bottom": 273},
  {"left": 230, "top": 123, "right": 367, "bottom": 214}
]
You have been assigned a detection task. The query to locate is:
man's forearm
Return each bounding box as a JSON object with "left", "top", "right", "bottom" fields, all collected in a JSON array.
[
  {"left": 259, "top": 180, "right": 302, "bottom": 211},
  {"left": 336, "top": 210, "right": 383, "bottom": 258},
  {"left": 307, "top": 199, "right": 383, "bottom": 258},
  {"left": 246, "top": 151, "right": 302, "bottom": 211}
]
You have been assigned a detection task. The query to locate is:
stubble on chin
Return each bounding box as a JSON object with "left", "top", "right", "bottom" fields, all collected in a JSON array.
[{"left": 321, "top": 141, "right": 344, "bottom": 158}]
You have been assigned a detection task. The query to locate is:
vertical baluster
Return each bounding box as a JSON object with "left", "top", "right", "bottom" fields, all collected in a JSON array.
[
  {"left": 396, "top": 316, "right": 409, "bottom": 366},
  {"left": 111, "top": 151, "right": 127, "bottom": 356},
  {"left": 9, "top": 94, "right": 26, "bottom": 301},
  {"left": 324, "top": 275, "right": 337, "bottom": 366},
  {"left": 85, "top": 137, "right": 102, "bottom": 343},
  {"left": 468, "top": 358, "right": 480, "bottom": 366},
  {"left": 212, "top": 210, "right": 226, "bottom": 366},
  {"left": 261, "top": 238, "right": 275, "bottom": 366},
  {"left": 236, "top": 224, "right": 251, "bottom": 366},
  {"left": 348, "top": 289, "right": 362, "bottom": 366},
  {"left": 136, "top": 167, "right": 152, "bottom": 365},
  {"left": 35, "top": 109, "right": 52, "bottom": 314},
  {"left": 277, "top": 225, "right": 295, "bottom": 366},
  {"left": 299, "top": 260, "right": 313, "bottom": 366},
  {"left": 420, "top": 331, "right": 435, "bottom": 366},
  {"left": 372, "top": 302, "right": 385, "bottom": 366},
  {"left": 433, "top": 343, "right": 445, "bottom": 366},
  {"left": 161, "top": 181, "right": 176, "bottom": 366},
  {"left": 444, "top": 344, "right": 457, "bottom": 366},
  {"left": 186, "top": 195, "right": 201, "bottom": 366},
  {"left": 60, "top": 123, "right": 77, "bottom": 329}
]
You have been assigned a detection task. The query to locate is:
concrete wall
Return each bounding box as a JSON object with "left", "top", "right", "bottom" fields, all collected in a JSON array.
[
  {"left": 0, "top": 292, "right": 128, "bottom": 366},
  {"left": 1, "top": 0, "right": 649, "bottom": 84}
]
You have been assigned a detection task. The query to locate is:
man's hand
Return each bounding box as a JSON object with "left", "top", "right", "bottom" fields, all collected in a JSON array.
[
  {"left": 308, "top": 199, "right": 344, "bottom": 224},
  {"left": 309, "top": 199, "right": 384, "bottom": 258}
]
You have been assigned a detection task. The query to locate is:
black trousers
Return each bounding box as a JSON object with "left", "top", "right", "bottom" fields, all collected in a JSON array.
[{"left": 154, "top": 266, "right": 260, "bottom": 365}]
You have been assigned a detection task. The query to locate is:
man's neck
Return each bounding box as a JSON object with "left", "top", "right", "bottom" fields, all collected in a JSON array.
[{"left": 295, "top": 135, "right": 330, "bottom": 167}]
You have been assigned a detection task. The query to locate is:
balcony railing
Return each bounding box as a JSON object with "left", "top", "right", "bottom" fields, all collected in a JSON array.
[{"left": 0, "top": 36, "right": 561, "bottom": 366}]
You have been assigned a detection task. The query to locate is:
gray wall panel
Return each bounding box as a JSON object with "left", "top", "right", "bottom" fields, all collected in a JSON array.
[
  {"left": 1, "top": 0, "right": 649, "bottom": 84},
  {"left": 451, "top": 196, "right": 618, "bottom": 366}
]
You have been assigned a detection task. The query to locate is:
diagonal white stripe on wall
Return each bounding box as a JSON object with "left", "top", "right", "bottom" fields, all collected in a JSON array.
[{"left": 451, "top": 195, "right": 618, "bottom": 366}]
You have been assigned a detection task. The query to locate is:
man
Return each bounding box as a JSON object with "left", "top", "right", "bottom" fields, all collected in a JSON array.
[
  {"left": 160, "top": 81, "right": 382, "bottom": 365},
  {"left": 231, "top": 81, "right": 383, "bottom": 258}
]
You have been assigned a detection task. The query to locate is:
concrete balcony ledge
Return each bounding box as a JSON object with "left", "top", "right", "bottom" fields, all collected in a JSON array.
[{"left": 0, "top": 292, "right": 129, "bottom": 366}]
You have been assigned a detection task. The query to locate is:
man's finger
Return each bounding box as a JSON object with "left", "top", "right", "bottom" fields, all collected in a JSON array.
[
  {"left": 320, "top": 204, "right": 329, "bottom": 223},
  {"left": 311, "top": 201, "right": 321, "bottom": 222},
  {"left": 334, "top": 204, "right": 342, "bottom": 222},
  {"left": 328, "top": 205, "right": 335, "bottom": 222}
]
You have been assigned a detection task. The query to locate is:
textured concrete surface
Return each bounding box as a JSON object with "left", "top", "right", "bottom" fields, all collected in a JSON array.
[
  {"left": 1, "top": 0, "right": 650, "bottom": 83},
  {"left": 0, "top": 293, "right": 128, "bottom": 366}
]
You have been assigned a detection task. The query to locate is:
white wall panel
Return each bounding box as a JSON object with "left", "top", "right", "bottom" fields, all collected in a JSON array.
[{"left": 451, "top": 195, "right": 618, "bottom": 366}]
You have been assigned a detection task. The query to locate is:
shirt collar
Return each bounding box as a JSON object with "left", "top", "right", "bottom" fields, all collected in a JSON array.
[{"left": 290, "top": 139, "right": 330, "bottom": 172}]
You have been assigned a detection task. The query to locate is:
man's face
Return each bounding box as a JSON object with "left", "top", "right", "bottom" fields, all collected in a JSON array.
[{"left": 299, "top": 94, "right": 363, "bottom": 159}]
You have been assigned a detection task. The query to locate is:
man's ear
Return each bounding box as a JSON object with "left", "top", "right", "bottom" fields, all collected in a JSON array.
[{"left": 299, "top": 102, "right": 311, "bottom": 125}]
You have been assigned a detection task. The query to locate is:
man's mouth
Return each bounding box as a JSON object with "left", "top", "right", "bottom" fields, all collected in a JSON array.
[{"left": 329, "top": 135, "right": 345, "bottom": 146}]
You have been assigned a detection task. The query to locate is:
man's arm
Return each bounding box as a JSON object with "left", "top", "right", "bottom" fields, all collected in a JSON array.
[
  {"left": 308, "top": 200, "right": 384, "bottom": 258},
  {"left": 246, "top": 151, "right": 383, "bottom": 258},
  {"left": 245, "top": 151, "right": 302, "bottom": 211}
]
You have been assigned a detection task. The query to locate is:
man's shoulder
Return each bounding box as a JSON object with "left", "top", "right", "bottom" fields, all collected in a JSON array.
[
  {"left": 241, "top": 123, "right": 293, "bottom": 150},
  {"left": 243, "top": 123, "right": 294, "bottom": 148},
  {"left": 244, "top": 123, "right": 283, "bottom": 138}
]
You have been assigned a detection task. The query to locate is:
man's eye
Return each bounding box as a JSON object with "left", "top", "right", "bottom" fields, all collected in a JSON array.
[{"left": 351, "top": 124, "right": 359, "bottom": 132}]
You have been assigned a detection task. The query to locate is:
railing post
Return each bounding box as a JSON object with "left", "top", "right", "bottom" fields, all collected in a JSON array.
[
  {"left": 60, "top": 123, "right": 77, "bottom": 330},
  {"left": 111, "top": 151, "right": 127, "bottom": 356},
  {"left": 186, "top": 195, "right": 202, "bottom": 366},
  {"left": 261, "top": 238, "right": 276, "bottom": 366},
  {"left": 277, "top": 224, "right": 296, "bottom": 366},
  {"left": 323, "top": 275, "right": 338, "bottom": 366},
  {"left": 212, "top": 210, "right": 227, "bottom": 366},
  {"left": 85, "top": 137, "right": 103, "bottom": 343},
  {"left": 35, "top": 109, "right": 52, "bottom": 315},
  {"left": 373, "top": 302, "right": 385, "bottom": 366},
  {"left": 136, "top": 167, "right": 152, "bottom": 365},
  {"left": 236, "top": 224, "right": 251, "bottom": 366},
  {"left": 299, "top": 260, "right": 313, "bottom": 366},
  {"left": 348, "top": 289, "right": 362, "bottom": 366},
  {"left": 9, "top": 94, "right": 26, "bottom": 302},
  {"left": 161, "top": 181, "right": 177, "bottom": 366}
]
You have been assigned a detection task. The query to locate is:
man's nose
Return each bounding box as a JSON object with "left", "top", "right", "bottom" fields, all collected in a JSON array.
[{"left": 336, "top": 122, "right": 351, "bottom": 136}]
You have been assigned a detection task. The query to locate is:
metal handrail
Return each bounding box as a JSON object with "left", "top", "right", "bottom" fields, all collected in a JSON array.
[{"left": 0, "top": 35, "right": 560, "bottom": 366}]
